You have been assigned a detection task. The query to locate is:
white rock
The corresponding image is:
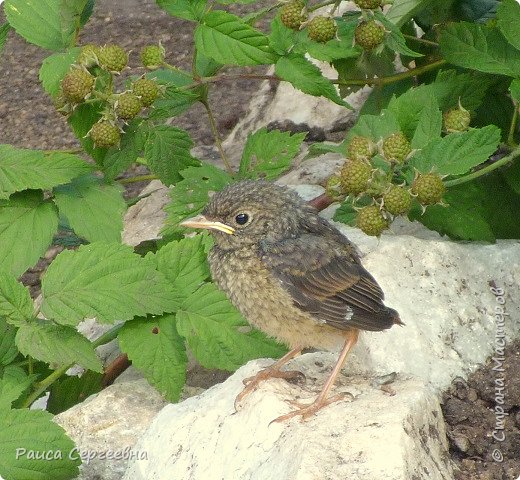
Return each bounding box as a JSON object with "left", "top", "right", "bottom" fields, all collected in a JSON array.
[{"left": 124, "top": 354, "right": 454, "bottom": 480}]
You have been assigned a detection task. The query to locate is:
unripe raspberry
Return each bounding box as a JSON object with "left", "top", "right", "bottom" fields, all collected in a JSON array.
[
  {"left": 308, "top": 16, "right": 337, "bottom": 43},
  {"left": 115, "top": 93, "right": 142, "bottom": 120},
  {"left": 354, "top": 20, "right": 385, "bottom": 50},
  {"left": 354, "top": 0, "right": 382, "bottom": 9},
  {"left": 89, "top": 121, "right": 120, "bottom": 148},
  {"left": 382, "top": 185, "right": 412, "bottom": 215},
  {"left": 382, "top": 132, "right": 411, "bottom": 163},
  {"left": 443, "top": 105, "right": 471, "bottom": 133},
  {"left": 140, "top": 45, "right": 165, "bottom": 70},
  {"left": 77, "top": 44, "right": 100, "bottom": 67},
  {"left": 347, "top": 135, "right": 375, "bottom": 161},
  {"left": 61, "top": 68, "right": 95, "bottom": 104},
  {"left": 280, "top": 1, "right": 306, "bottom": 30},
  {"left": 326, "top": 174, "right": 344, "bottom": 200},
  {"left": 132, "top": 78, "right": 159, "bottom": 107},
  {"left": 98, "top": 44, "right": 128, "bottom": 72},
  {"left": 356, "top": 205, "right": 388, "bottom": 236},
  {"left": 412, "top": 173, "right": 446, "bottom": 205},
  {"left": 340, "top": 159, "right": 372, "bottom": 196}
]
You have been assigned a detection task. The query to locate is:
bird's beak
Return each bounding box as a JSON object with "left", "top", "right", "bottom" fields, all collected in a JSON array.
[{"left": 180, "top": 214, "right": 235, "bottom": 235}]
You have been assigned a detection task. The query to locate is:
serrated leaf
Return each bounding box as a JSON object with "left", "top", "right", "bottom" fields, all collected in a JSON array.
[
  {"left": 162, "top": 163, "right": 233, "bottom": 238},
  {"left": 0, "top": 318, "right": 18, "bottom": 365},
  {"left": 386, "top": 0, "right": 435, "bottom": 27},
  {"left": 149, "top": 236, "right": 210, "bottom": 304},
  {"left": 440, "top": 23, "right": 520, "bottom": 78},
  {"left": 68, "top": 103, "right": 106, "bottom": 165},
  {"left": 374, "top": 11, "right": 422, "bottom": 57},
  {"left": 305, "top": 142, "right": 345, "bottom": 159},
  {"left": 410, "top": 125, "right": 501, "bottom": 175},
  {"left": 144, "top": 125, "right": 200, "bottom": 186},
  {"left": 0, "top": 408, "right": 81, "bottom": 479},
  {"left": 148, "top": 86, "right": 199, "bottom": 120},
  {"left": 119, "top": 314, "right": 188, "bottom": 401},
  {"left": 4, "top": 0, "right": 80, "bottom": 51},
  {"left": 53, "top": 174, "right": 126, "bottom": 243},
  {"left": 347, "top": 109, "right": 401, "bottom": 142},
  {"left": 16, "top": 321, "right": 103, "bottom": 372},
  {"left": 510, "top": 78, "right": 520, "bottom": 104},
  {"left": 0, "top": 145, "right": 93, "bottom": 199},
  {"left": 0, "top": 23, "right": 11, "bottom": 56},
  {"left": 275, "top": 54, "right": 348, "bottom": 107},
  {"left": 195, "top": 11, "right": 277, "bottom": 66},
  {"left": 411, "top": 97, "right": 442, "bottom": 149},
  {"left": 0, "top": 366, "right": 33, "bottom": 409},
  {"left": 39, "top": 48, "right": 80, "bottom": 97},
  {"left": 332, "top": 200, "right": 358, "bottom": 226},
  {"left": 47, "top": 370, "right": 103, "bottom": 414},
  {"left": 498, "top": 0, "right": 520, "bottom": 51},
  {"left": 176, "top": 283, "right": 286, "bottom": 371},
  {"left": 239, "top": 128, "right": 305, "bottom": 180},
  {"left": 0, "top": 272, "right": 33, "bottom": 327},
  {"left": 41, "top": 242, "right": 178, "bottom": 325},
  {"left": 268, "top": 16, "right": 297, "bottom": 55},
  {"left": 0, "top": 191, "right": 59, "bottom": 277},
  {"left": 454, "top": 0, "right": 499, "bottom": 23},
  {"left": 156, "top": 0, "right": 207, "bottom": 21}
]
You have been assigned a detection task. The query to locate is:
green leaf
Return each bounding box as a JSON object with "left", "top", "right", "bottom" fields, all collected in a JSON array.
[
  {"left": 53, "top": 174, "right": 126, "bottom": 243},
  {"left": 510, "top": 78, "right": 520, "bottom": 103},
  {"left": 374, "top": 12, "right": 422, "bottom": 57},
  {"left": 269, "top": 16, "right": 298, "bottom": 55},
  {"left": 347, "top": 109, "right": 401, "bottom": 142},
  {"left": 176, "top": 283, "right": 286, "bottom": 371},
  {"left": 0, "top": 366, "right": 33, "bottom": 409},
  {"left": 119, "top": 314, "right": 188, "bottom": 402},
  {"left": 454, "top": 0, "right": 498, "bottom": 23},
  {"left": 162, "top": 163, "right": 233, "bottom": 238},
  {"left": 68, "top": 103, "right": 106, "bottom": 165},
  {"left": 39, "top": 48, "right": 80, "bottom": 97},
  {"left": 497, "top": 0, "right": 520, "bottom": 50},
  {"left": 0, "top": 318, "right": 18, "bottom": 365},
  {"left": 411, "top": 96, "right": 442, "bottom": 149},
  {"left": 0, "top": 408, "right": 81, "bottom": 480},
  {"left": 144, "top": 125, "right": 200, "bottom": 186},
  {"left": 0, "top": 272, "right": 33, "bottom": 327},
  {"left": 47, "top": 370, "right": 103, "bottom": 414},
  {"left": 195, "top": 11, "right": 277, "bottom": 66},
  {"left": 385, "top": 0, "right": 435, "bottom": 27},
  {"left": 41, "top": 242, "right": 178, "bottom": 325},
  {"left": 150, "top": 235, "right": 210, "bottom": 305},
  {"left": 0, "top": 145, "right": 93, "bottom": 199},
  {"left": 440, "top": 22, "right": 520, "bottom": 77},
  {"left": 275, "top": 54, "right": 348, "bottom": 107},
  {"left": 0, "top": 23, "right": 11, "bottom": 57},
  {"left": 410, "top": 125, "right": 501, "bottom": 175},
  {"left": 156, "top": 0, "right": 207, "bottom": 21},
  {"left": 333, "top": 200, "right": 358, "bottom": 226},
  {"left": 0, "top": 191, "right": 59, "bottom": 277},
  {"left": 239, "top": 128, "right": 305, "bottom": 180},
  {"left": 4, "top": 0, "right": 81, "bottom": 51},
  {"left": 16, "top": 321, "right": 103, "bottom": 372}
]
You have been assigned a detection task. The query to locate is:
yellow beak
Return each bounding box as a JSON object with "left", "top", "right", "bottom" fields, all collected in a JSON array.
[{"left": 180, "top": 214, "right": 235, "bottom": 235}]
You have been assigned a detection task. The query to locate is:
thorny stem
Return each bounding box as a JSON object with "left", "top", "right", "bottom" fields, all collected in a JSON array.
[
  {"left": 403, "top": 34, "right": 439, "bottom": 47},
  {"left": 21, "top": 324, "right": 125, "bottom": 409},
  {"left": 329, "top": 0, "right": 342, "bottom": 15},
  {"left": 507, "top": 102, "right": 519, "bottom": 147},
  {"left": 444, "top": 145, "right": 520, "bottom": 188},
  {"left": 118, "top": 174, "right": 158, "bottom": 185},
  {"left": 308, "top": 0, "right": 337, "bottom": 12},
  {"left": 201, "top": 99, "right": 234, "bottom": 175}
]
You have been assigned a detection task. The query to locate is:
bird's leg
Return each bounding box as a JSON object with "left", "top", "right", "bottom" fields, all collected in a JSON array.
[
  {"left": 234, "top": 346, "right": 303, "bottom": 410},
  {"left": 271, "top": 329, "right": 359, "bottom": 423}
]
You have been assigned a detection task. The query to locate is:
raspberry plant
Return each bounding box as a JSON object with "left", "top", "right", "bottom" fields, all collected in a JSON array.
[{"left": 2, "top": 0, "right": 520, "bottom": 478}]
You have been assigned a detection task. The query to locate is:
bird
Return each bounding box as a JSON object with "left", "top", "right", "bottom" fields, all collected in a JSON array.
[{"left": 180, "top": 180, "right": 401, "bottom": 422}]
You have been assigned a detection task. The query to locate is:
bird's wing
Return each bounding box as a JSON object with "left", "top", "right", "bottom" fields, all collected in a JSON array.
[{"left": 259, "top": 234, "right": 399, "bottom": 331}]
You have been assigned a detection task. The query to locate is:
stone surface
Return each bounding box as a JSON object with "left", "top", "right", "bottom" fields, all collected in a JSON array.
[{"left": 124, "top": 354, "right": 454, "bottom": 480}]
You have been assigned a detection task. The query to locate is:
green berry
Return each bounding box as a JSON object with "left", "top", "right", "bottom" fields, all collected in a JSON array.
[
  {"left": 77, "top": 44, "right": 100, "bottom": 67},
  {"left": 340, "top": 159, "right": 372, "bottom": 196},
  {"left": 98, "top": 44, "right": 128, "bottom": 72},
  {"left": 326, "top": 174, "right": 344, "bottom": 200},
  {"left": 308, "top": 16, "right": 337, "bottom": 43},
  {"left": 61, "top": 68, "right": 95, "bottom": 104},
  {"left": 354, "top": 0, "right": 382, "bottom": 8},
  {"left": 280, "top": 1, "right": 306, "bottom": 30},
  {"left": 89, "top": 121, "right": 120, "bottom": 148},
  {"left": 354, "top": 20, "right": 385, "bottom": 50},
  {"left": 383, "top": 185, "right": 412, "bottom": 215},
  {"left": 132, "top": 78, "right": 159, "bottom": 107},
  {"left": 443, "top": 105, "right": 471, "bottom": 133},
  {"left": 115, "top": 93, "right": 142, "bottom": 120},
  {"left": 412, "top": 173, "right": 446, "bottom": 205},
  {"left": 356, "top": 205, "right": 388, "bottom": 236},
  {"left": 140, "top": 45, "right": 165, "bottom": 70},
  {"left": 347, "top": 135, "right": 375, "bottom": 161},
  {"left": 382, "top": 132, "right": 411, "bottom": 163}
]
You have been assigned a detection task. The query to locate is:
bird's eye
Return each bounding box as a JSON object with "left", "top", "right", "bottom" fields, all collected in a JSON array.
[{"left": 235, "top": 213, "right": 249, "bottom": 225}]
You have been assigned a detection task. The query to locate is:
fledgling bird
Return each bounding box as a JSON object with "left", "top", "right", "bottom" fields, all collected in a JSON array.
[{"left": 181, "top": 180, "right": 401, "bottom": 422}]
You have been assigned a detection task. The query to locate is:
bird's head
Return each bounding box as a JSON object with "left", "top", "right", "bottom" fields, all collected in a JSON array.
[{"left": 180, "top": 180, "right": 316, "bottom": 250}]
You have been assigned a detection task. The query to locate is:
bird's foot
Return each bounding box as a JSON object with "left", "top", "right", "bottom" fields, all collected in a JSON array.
[
  {"left": 270, "top": 392, "right": 350, "bottom": 424},
  {"left": 234, "top": 367, "right": 305, "bottom": 410}
]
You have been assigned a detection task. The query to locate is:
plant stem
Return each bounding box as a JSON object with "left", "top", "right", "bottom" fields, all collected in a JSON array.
[
  {"left": 444, "top": 145, "right": 520, "bottom": 188},
  {"left": 201, "top": 99, "right": 234, "bottom": 175},
  {"left": 43, "top": 148, "right": 83, "bottom": 155},
  {"left": 308, "top": 0, "right": 337, "bottom": 12},
  {"left": 507, "top": 102, "right": 519, "bottom": 147},
  {"left": 119, "top": 174, "right": 158, "bottom": 185},
  {"left": 162, "top": 61, "right": 191, "bottom": 78},
  {"left": 403, "top": 34, "right": 439, "bottom": 47},
  {"left": 20, "top": 323, "right": 124, "bottom": 409}
]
